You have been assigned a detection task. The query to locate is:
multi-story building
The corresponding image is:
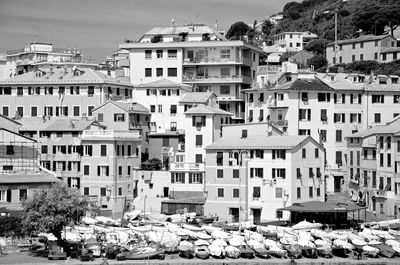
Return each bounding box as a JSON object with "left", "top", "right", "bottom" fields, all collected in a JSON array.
[
  {"left": 270, "top": 32, "right": 318, "bottom": 53},
  {"left": 163, "top": 104, "right": 232, "bottom": 215},
  {"left": 80, "top": 129, "right": 142, "bottom": 218},
  {"left": 0, "top": 54, "right": 7, "bottom": 81},
  {"left": 244, "top": 72, "right": 400, "bottom": 193},
  {"left": 347, "top": 117, "right": 400, "bottom": 218},
  {"left": 204, "top": 123, "right": 325, "bottom": 223},
  {"left": 0, "top": 127, "right": 59, "bottom": 210},
  {"left": 326, "top": 34, "right": 398, "bottom": 65},
  {"left": 91, "top": 100, "right": 150, "bottom": 158},
  {"left": 5, "top": 42, "right": 93, "bottom": 76},
  {"left": 0, "top": 67, "right": 133, "bottom": 119},
  {"left": 119, "top": 24, "right": 262, "bottom": 124}
]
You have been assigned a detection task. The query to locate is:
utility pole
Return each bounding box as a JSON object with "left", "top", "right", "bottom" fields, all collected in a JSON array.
[{"left": 334, "top": 7, "right": 338, "bottom": 65}]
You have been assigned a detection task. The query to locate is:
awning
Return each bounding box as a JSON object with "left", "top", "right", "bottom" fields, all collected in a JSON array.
[{"left": 278, "top": 201, "right": 367, "bottom": 213}]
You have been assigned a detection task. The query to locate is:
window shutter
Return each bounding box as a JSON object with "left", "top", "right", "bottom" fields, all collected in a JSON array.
[
  {"left": 171, "top": 174, "right": 175, "bottom": 183},
  {"left": 260, "top": 168, "right": 264, "bottom": 178},
  {"left": 307, "top": 109, "right": 311, "bottom": 120},
  {"left": 97, "top": 166, "right": 100, "bottom": 176},
  {"left": 189, "top": 174, "right": 192, "bottom": 183},
  {"left": 334, "top": 94, "right": 337, "bottom": 103},
  {"left": 327, "top": 93, "right": 330, "bottom": 102},
  {"left": 106, "top": 166, "right": 109, "bottom": 176},
  {"left": 199, "top": 175, "right": 203, "bottom": 183},
  {"left": 192, "top": 116, "right": 196, "bottom": 126},
  {"left": 76, "top": 178, "right": 80, "bottom": 189},
  {"left": 62, "top": 162, "right": 66, "bottom": 171},
  {"left": 272, "top": 150, "right": 276, "bottom": 159},
  {"left": 182, "top": 174, "right": 185, "bottom": 184},
  {"left": 67, "top": 178, "right": 71, "bottom": 187},
  {"left": 250, "top": 168, "right": 253, "bottom": 178},
  {"left": 282, "top": 150, "right": 286, "bottom": 159},
  {"left": 6, "top": 190, "right": 12, "bottom": 202},
  {"left": 342, "top": 114, "right": 345, "bottom": 123},
  {"left": 272, "top": 168, "right": 276, "bottom": 178}
]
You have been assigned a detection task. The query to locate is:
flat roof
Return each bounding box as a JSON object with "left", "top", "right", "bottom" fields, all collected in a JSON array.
[
  {"left": 278, "top": 201, "right": 367, "bottom": 213},
  {"left": 0, "top": 172, "right": 60, "bottom": 184}
]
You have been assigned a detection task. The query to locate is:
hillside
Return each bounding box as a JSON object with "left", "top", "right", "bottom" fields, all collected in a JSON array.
[{"left": 273, "top": 0, "right": 363, "bottom": 42}]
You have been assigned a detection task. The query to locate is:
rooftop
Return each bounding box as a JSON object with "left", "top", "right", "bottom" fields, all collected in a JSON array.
[
  {"left": 179, "top": 92, "right": 215, "bottom": 104},
  {"left": 350, "top": 116, "right": 400, "bottom": 138},
  {"left": 18, "top": 117, "right": 101, "bottom": 132},
  {"left": 184, "top": 105, "right": 232, "bottom": 116},
  {"left": 92, "top": 100, "right": 149, "bottom": 114},
  {"left": 327, "top": 34, "right": 393, "bottom": 46},
  {"left": 0, "top": 172, "right": 60, "bottom": 184},
  {"left": 278, "top": 200, "right": 367, "bottom": 213},
  {"left": 135, "top": 78, "right": 192, "bottom": 91},
  {"left": 273, "top": 77, "right": 334, "bottom": 91},
  {"left": 0, "top": 67, "right": 132, "bottom": 87},
  {"left": 206, "top": 135, "right": 309, "bottom": 150}
]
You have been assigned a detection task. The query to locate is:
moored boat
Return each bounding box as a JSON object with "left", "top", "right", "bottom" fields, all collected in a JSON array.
[
  {"left": 225, "top": 245, "right": 240, "bottom": 259},
  {"left": 362, "top": 245, "right": 379, "bottom": 258},
  {"left": 240, "top": 245, "right": 255, "bottom": 259},
  {"left": 194, "top": 245, "right": 210, "bottom": 259},
  {"left": 282, "top": 244, "right": 302, "bottom": 258},
  {"left": 374, "top": 244, "right": 395, "bottom": 258},
  {"left": 123, "top": 247, "right": 165, "bottom": 260}
]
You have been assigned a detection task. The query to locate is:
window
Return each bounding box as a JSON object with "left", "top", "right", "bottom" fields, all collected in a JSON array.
[
  {"left": 168, "top": 49, "right": 177, "bottom": 58},
  {"left": 302, "top": 148, "right": 306, "bottom": 158},
  {"left": 171, "top": 172, "right": 185, "bottom": 183},
  {"left": 301, "top": 92, "right": 308, "bottom": 101},
  {"left": 216, "top": 152, "right": 223, "bottom": 166},
  {"left": 299, "top": 109, "right": 311, "bottom": 121},
  {"left": 118, "top": 166, "right": 122, "bottom": 175},
  {"left": 2, "top": 106, "right": 9, "bottom": 116},
  {"left": 220, "top": 85, "right": 230, "bottom": 94},
  {"left": 272, "top": 168, "right": 285, "bottom": 179},
  {"left": 315, "top": 148, "right": 319, "bottom": 158},
  {"left": 250, "top": 168, "right": 264, "bottom": 178},
  {"left": 156, "top": 68, "right": 163, "bottom": 77},
  {"left": 26, "top": 106, "right": 37, "bottom": 117},
  {"left": 372, "top": 95, "right": 384, "bottom": 103},
  {"left": 220, "top": 49, "right": 230, "bottom": 58},
  {"left": 220, "top": 67, "right": 230, "bottom": 76},
  {"left": 6, "top": 145, "right": 14, "bottom": 155},
  {"left": 145, "top": 50, "right": 152, "bottom": 59},
  {"left": 233, "top": 169, "right": 239, "bottom": 178},
  {"left": 297, "top": 187, "right": 301, "bottom": 199},
  {"left": 97, "top": 165, "right": 109, "bottom": 176},
  {"left": 41, "top": 145, "right": 48, "bottom": 154},
  {"left": 297, "top": 168, "right": 302, "bottom": 179},
  {"left": 145, "top": 68, "right": 152, "bottom": 77},
  {"left": 309, "top": 168, "right": 314, "bottom": 178},
  {"left": 170, "top": 105, "right": 177, "bottom": 115},
  {"left": 317, "top": 93, "right": 330, "bottom": 102},
  {"left": 336, "top": 151, "right": 342, "bottom": 166},
  {"left": 100, "top": 187, "right": 107, "bottom": 197},
  {"left": 100, "top": 145, "right": 107, "bottom": 156},
  {"left": 88, "top": 106, "right": 94, "bottom": 116},
  {"left": 217, "top": 188, "right": 224, "bottom": 198},
  {"left": 156, "top": 50, "right": 163, "bottom": 58},
  {"left": 217, "top": 169, "right": 224, "bottom": 178},
  {"left": 253, "top": 187, "right": 261, "bottom": 198},
  {"left": 309, "top": 187, "right": 313, "bottom": 198},
  {"left": 374, "top": 113, "right": 381, "bottom": 123},
  {"left": 150, "top": 105, "right": 155, "bottom": 113},
  {"left": 114, "top": 113, "right": 125, "bottom": 122},
  {"left": 336, "top": 130, "right": 342, "bottom": 142},
  {"left": 195, "top": 135, "right": 203, "bottom": 147},
  {"left": 320, "top": 109, "right": 327, "bottom": 121},
  {"left": 233, "top": 188, "right": 239, "bottom": 198},
  {"left": 16, "top": 106, "right": 23, "bottom": 117},
  {"left": 192, "top": 116, "right": 206, "bottom": 127},
  {"left": 372, "top": 171, "right": 377, "bottom": 188},
  {"left": 360, "top": 54, "right": 364, "bottom": 60},
  {"left": 383, "top": 54, "right": 387, "bottom": 61},
  {"left": 84, "top": 145, "right": 93, "bottom": 156},
  {"left": 87, "top": 86, "right": 94, "bottom": 96},
  {"left": 84, "top": 165, "right": 90, "bottom": 175},
  {"left": 374, "top": 52, "right": 378, "bottom": 60},
  {"left": 334, "top": 113, "right": 346, "bottom": 123},
  {"left": 170, "top": 122, "right": 177, "bottom": 131},
  {"left": 272, "top": 149, "right": 286, "bottom": 159},
  {"left": 320, "top": 130, "right": 327, "bottom": 142},
  {"left": 275, "top": 187, "right": 282, "bottom": 198},
  {"left": 168, "top": 68, "right": 177, "bottom": 76},
  {"left": 195, "top": 154, "right": 202, "bottom": 163},
  {"left": 388, "top": 154, "right": 392, "bottom": 167},
  {"left": 73, "top": 106, "right": 80, "bottom": 117}
]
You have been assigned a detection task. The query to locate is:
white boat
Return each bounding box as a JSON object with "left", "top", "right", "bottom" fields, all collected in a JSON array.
[
  {"left": 225, "top": 245, "right": 240, "bottom": 259},
  {"left": 362, "top": 245, "right": 379, "bottom": 257}
]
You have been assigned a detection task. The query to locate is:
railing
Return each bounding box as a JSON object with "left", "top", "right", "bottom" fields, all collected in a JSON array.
[
  {"left": 183, "top": 57, "right": 242, "bottom": 64},
  {"left": 183, "top": 75, "right": 244, "bottom": 82},
  {"left": 170, "top": 162, "right": 205, "bottom": 172},
  {"left": 82, "top": 130, "right": 140, "bottom": 138},
  {"left": 269, "top": 120, "right": 288, "bottom": 127}
]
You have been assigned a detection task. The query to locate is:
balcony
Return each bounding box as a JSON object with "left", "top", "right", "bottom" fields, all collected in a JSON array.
[
  {"left": 41, "top": 153, "right": 81, "bottom": 161},
  {"left": 269, "top": 120, "right": 288, "bottom": 127},
  {"left": 232, "top": 111, "right": 245, "bottom": 120},
  {"left": 170, "top": 162, "right": 205, "bottom": 172},
  {"left": 82, "top": 130, "right": 140, "bottom": 139},
  {"left": 183, "top": 57, "right": 243, "bottom": 65},
  {"left": 183, "top": 75, "right": 246, "bottom": 84}
]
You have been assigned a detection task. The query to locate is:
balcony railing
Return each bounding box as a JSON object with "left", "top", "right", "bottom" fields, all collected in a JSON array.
[
  {"left": 170, "top": 162, "right": 205, "bottom": 172},
  {"left": 183, "top": 75, "right": 245, "bottom": 83},
  {"left": 183, "top": 57, "right": 242, "bottom": 64},
  {"left": 82, "top": 130, "right": 140, "bottom": 139}
]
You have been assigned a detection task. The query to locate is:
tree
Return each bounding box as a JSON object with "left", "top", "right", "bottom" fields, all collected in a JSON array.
[
  {"left": 308, "top": 55, "right": 328, "bottom": 70},
  {"left": 261, "top": 19, "right": 275, "bottom": 40},
  {"left": 279, "top": 51, "right": 297, "bottom": 63},
  {"left": 22, "top": 183, "right": 89, "bottom": 244},
  {"left": 225, "top": 21, "right": 250, "bottom": 40},
  {"left": 304, "top": 39, "right": 329, "bottom": 56}
]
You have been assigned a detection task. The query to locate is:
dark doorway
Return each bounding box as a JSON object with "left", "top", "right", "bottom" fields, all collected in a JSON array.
[
  {"left": 229, "top": 208, "right": 239, "bottom": 223},
  {"left": 163, "top": 187, "right": 169, "bottom": 198},
  {"left": 253, "top": 209, "right": 261, "bottom": 224},
  {"left": 334, "top": 176, "right": 342, "bottom": 193}
]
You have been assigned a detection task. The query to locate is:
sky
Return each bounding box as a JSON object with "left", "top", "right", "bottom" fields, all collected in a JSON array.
[{"left": 0, "top": 0, "right": 294, "bottom": 62}]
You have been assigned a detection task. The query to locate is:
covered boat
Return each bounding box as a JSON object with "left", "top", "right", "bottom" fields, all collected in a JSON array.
[
  {"left": 194, "top": 245, "right": 210, "bottom": 259},
  {"left": 178, "top": 241, "right": 194, "bottom": 258},
  {"left": 374, "top": 244, "right": 395, "bottom": 258},
  {"left": 282, "top": 244, "right": 302, "bottom": 258},
  {"left": 362, "top": 245, "right": 379, "bottom": 258},
  {"left": 239, "top": 245, "right": 255, "bottom": 259},
  {"left": 123, "top": 247, "right": 165, "bottom": 260},
  {"left": 225, "top": 245, "right": 240, "bottom": 259}
]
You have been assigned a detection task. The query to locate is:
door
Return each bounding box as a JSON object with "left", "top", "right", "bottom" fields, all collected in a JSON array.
[
  {"left": 229, "top": 208, "right": 239, "bottom": 223},
  {"left": 253, "top": 209, "right": 261, "bottom": 224},
  {"left": 163, "top": 187, "right": 169, "bottom": 198},
  {"left": 334, "top": 176, "right": 342, "bottom": 193}
]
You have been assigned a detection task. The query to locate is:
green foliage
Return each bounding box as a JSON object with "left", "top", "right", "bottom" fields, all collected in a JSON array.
[
  {"left": 308, "top": 55, "right": 328, "bottom": 70},
  {"left": 333, "top": 60, "right": 400, "bottom": 76},
  {"left": 0, "top": 211, "right": 24, "bottom": 236},
  {"left": 226, "top": 21, "right": 250, "bottom": 40},
  {"left": 304, "top": 39, "right": 329, "bottom": 56},
  {"left": 279, "top": 51, "right": 297, "bottom": 63},
  {"left": 142, "top": 158, "right": 162, "bottom": 170},
  {"left": 22, "top": 183, "right": 89, "bottom": 242},
  {"left": 261, "top": 19, "right": 275, "bottom": 40}
]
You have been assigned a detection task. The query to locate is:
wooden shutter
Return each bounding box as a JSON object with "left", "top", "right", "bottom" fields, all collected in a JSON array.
[
  {"left": 97, "top": 166, "right": 100, "bottom": 176},
  {"left": 6, "top": 190, "right": 12, "bottom": 202},
  {"left": 106, "top": 166, "right": 109, "bottom": 176}
]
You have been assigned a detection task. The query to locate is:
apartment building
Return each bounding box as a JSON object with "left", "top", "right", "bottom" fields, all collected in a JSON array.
[
  {"left": 18, "top": 117, "right": 104, "bottom": 188},
  {"left": 0, "top": 67, "right": 133, "bottom": 119},
  {"left": 119, "top": 24, "right": 262, "bottom": 124},
  {"left": 268, "top": 31, "right": 318, "bottom": 53},
  {"left": 164, "top": 104, "right": 232, "bottom": 214},
  {"left": 347, "top": 117, "right": 400, "bottom": 218},
  {"left": 80, "top": 129, "right": 142, "bottom": 218},
  {"left": 0, "top": 127, "right": 59, "bottom": 210},
  {"left": 245, "top": 72, "right": 400, "bottom": 193},
  {"left": 204, "top": 123, "right": 325, "bottom": 223},
  {"left": 5, "top": 42, "right": 92, "bottom": 76},
  {"left": 326, "top": 34, "right": 398, "bottom": 65},
  {"left": 91, "top": 100, "right": 150, "bottom": 157}
]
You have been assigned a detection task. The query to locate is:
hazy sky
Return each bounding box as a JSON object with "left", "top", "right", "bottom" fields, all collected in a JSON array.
[{"left": 0, "top": 0, "right": 293, "bottom": 62}]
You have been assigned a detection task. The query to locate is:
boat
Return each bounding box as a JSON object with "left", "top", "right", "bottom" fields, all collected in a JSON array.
[
  {"left": 392, "top": 245, "right": 400, "bottom": 256},
  {"left": 240, "top": 245, "right": 255, "bottom": 259},
  {"left": 225, "top": 245, "right": 240, "bottom": 259},
  {"left": 374, "top": 244, "right": 395, "bottom": 258},
  {"left": 300, "top": 245, "right": 317, "bottom": 258},
  {"left": 316, "top": 246, "right": 333, "bottom": 258},
  {"left": 123, "top": 247, "right": 165, "bottom": 260},
  {"left": 194, "top": 246, "right": 210, "bottom": 259},
  {"left": 209, "top": 243, "right": 225, "bottom": 259},
  {"left": 178, "top": 244, "right": 194, "bottom": 259},
  {"left": 362, "top": 245, "right": 379, "bottom": 258},
  {"left": 282, "top": 244, "right": 302, "bottom": 258},
  {"left": 253, "top": 245, "right": 270, "bottom": 259},
  {"left": 266, "top": 246, "right": 287, "bottom": 259}
]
